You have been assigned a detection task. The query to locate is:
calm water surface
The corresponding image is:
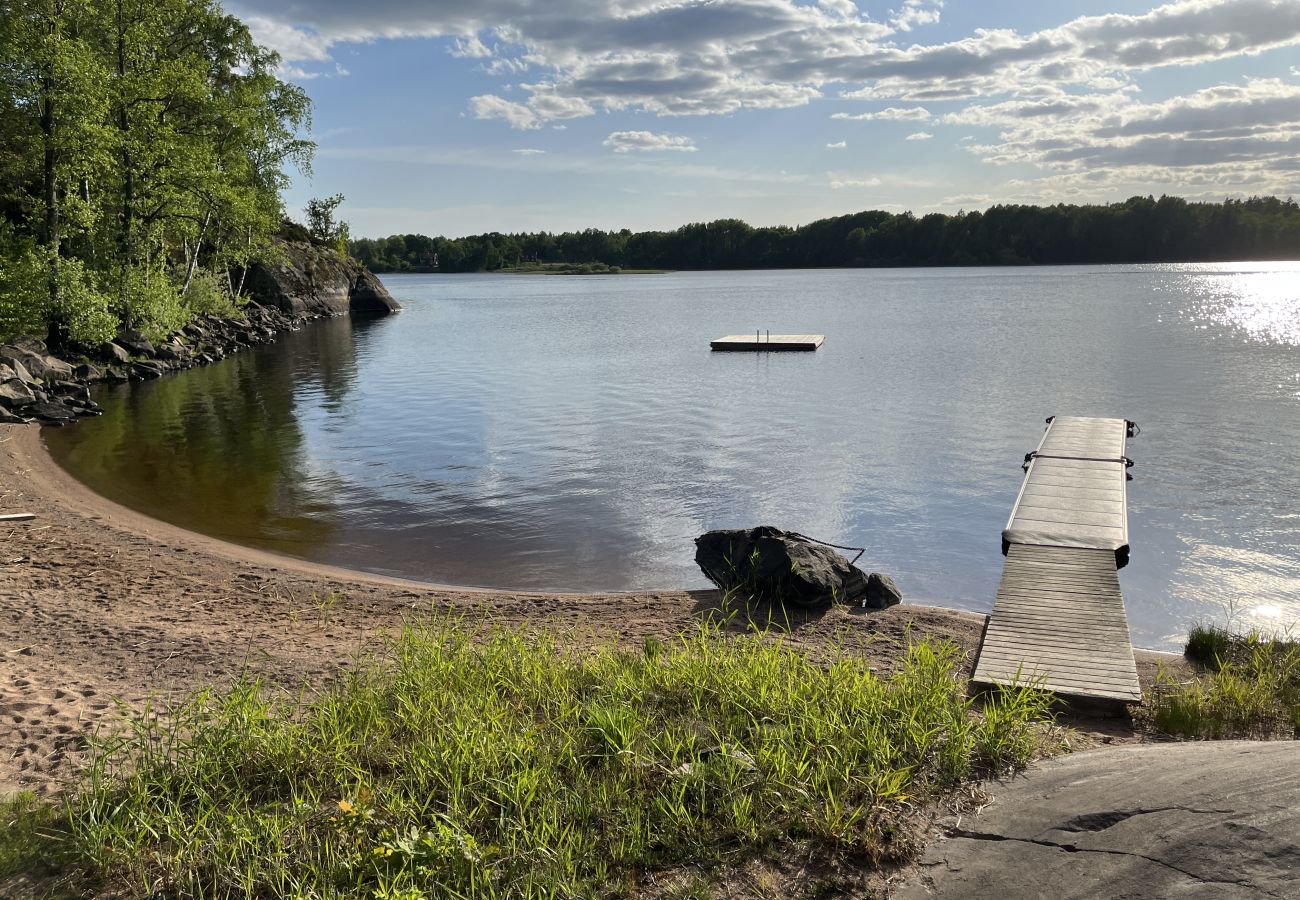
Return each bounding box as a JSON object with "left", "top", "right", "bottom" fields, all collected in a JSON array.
[{"left": 45, "top": 264, "right": 1300, "bottom": 648}]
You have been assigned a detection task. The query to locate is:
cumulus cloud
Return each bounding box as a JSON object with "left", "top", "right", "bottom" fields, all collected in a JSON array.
[
  {"left": 891, "top": 1, "right": 944, "bottom": 33},
  {"left": 603, "top": 130, "right": 698, "bottom": 153},
  {"left": 237, "top": 0, "right": 1300, "bottom": 190},
  {"left": 827, "top": 140, "right": 847, "bottom": 148},
  {"left": 949, "top": 78, "right": 1300, "bottom": 195},
  {"left": 469, "top": 94, "right": 541, "bottom": 129},
  {"left": 905, "top": 130, "right": 934, "bottom": 140},
  {"left": 832, "top": 106, "right": 931, "bottom": 121}
]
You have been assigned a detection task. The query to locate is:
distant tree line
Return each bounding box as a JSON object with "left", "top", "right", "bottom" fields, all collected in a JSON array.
[
  {"left": 0, "top": 0, "right": 312, "bottom": 347},
  {"left": 351, "top": 195, "right": 1300, "bottom": 274}
]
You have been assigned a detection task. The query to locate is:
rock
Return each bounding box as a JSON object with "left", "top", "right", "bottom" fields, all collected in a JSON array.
[
  {"left": 101, "top": 341, "right": 131, "bottom": 363},
  {"left": 116, "top": 330, "right": 155, "bottom": 357},
  {"left": 52, "top": 380, "right": 90, "bottom": 402},
  {"left": 0, "top": 407, "right": 26, "bottom": 424},
  {"left": 241, "top": 239, "right": 400, "bottom": 318},
  {"left": 0, "top": 355, "right": 34, "bottom": 385},
  {"left": 103, "top": 366, "right": 128, "bottom": 383},
  {"left": 130, "top": 361, "right": 164, "bottom": 380},
  {"left": 1, "top": 347, "right": 71, "bottom": 382},
  {"left": 693, "top": 525, "right": 869, "bottom": 609},
  {"left": 863, "top": 572, "right": 903, "bottom": 609},
  {"left": 350, "top": 267, "right": 402, "bottom": 316},
  {"left": 27, "top": 400, "right": 76, "bottom": 425},
  {"left": 73, "top": 362, "right": 102, "bottom": 381},
  {"left": 0, "top": 378, "right": 37, "bottom": 408}
]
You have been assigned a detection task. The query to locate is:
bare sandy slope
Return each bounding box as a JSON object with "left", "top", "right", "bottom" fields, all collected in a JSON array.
[{"left": 1, "top": 423, "right": 995, "bottom": 797}]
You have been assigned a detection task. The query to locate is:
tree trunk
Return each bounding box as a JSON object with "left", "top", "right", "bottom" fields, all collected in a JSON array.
[
  {"left": 116, "top": 0, "right": 135, "bottom": 325},
  {"left": 40, "top": 35, "right": 61, "bottom": 320},
  {"left": 180, "top": 209, "right": 211, "bottom": 295}
]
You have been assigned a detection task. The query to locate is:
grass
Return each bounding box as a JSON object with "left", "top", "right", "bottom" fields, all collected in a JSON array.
[
  {"left": 1151, "top": 623, "right": 1300, "bottom": 739},
  {"left": 3, "top": 617, "right": 1053, "bottom": 898}
]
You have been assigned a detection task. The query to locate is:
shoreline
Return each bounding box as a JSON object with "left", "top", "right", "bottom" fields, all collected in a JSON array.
[{"left": 2, "top": 422, "right": 1004, "bottom": 797}]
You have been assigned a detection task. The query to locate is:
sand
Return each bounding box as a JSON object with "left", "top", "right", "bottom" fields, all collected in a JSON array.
[{"left": 2, "top": 423, "right": 1015, "bottom": 797}]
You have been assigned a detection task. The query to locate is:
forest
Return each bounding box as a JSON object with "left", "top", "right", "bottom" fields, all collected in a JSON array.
[
  {"left": 0, "top": 0, "right": 312, "bottom": 346},
  {"left": 351, "top": 195, "right": 1300, "bottom": 274}
]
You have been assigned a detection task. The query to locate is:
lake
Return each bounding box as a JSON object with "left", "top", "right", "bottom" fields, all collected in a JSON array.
[{"left": 44, "top": 264, "right": 1300, "bottom": 649}]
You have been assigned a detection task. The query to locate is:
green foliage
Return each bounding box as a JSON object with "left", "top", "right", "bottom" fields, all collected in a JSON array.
[
  {"left": 305, "top": 193, "right": 350, "bottom": 254},
  {"left": 0, "top": 0, "right": 312, "bottom": 345},
  {"left": 351, "top": 196, "right": 1300, "bottom": 274},
  {"left": 1152, "top": 625, "right": 1300, "bottom": 739},
  {"left": 50, "top": 254, "right": 117, "bottom": 346},
  {"left": 117, "top": 262, "right": 186, "bottom": 340},
  {"left": 181, "top": 267, "right": 241, "bottom": 318},
  {"left": 15, "top": 618, "right": 1052, "bottom": 898}
]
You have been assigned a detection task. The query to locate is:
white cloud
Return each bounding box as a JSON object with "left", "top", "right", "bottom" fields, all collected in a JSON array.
[
  {"left": 950, "top": 78, "right": 1300, "bottom": 195},
  {"left": 906, "top": 130, "right": 934, "bottom": 140},
  {"left": 238, "top": 0, "right": 1300, "bottom": 190},
  {"left": 450, "top": 34, "right": 492, "bottom": 58},
  {"left": 832, "top": 106, "right": 931, "bottom": 121},
  {"left": 512, "top": 148, "right": 546, "bottom": 155},
  {"left": 603, "top": 130, "right": 698, "bottom": 153},
  {"left": 827, "top": 140, "right": 847, "bottom": 148},
  {"left": 470, "top": 94, "right": 541, "bottom": 129},
  {"left": 891, "top": 1, "right": 943, "bottom": 33},
  {"left": 829, "top": 174, "right": 882, "bottom": 189}
]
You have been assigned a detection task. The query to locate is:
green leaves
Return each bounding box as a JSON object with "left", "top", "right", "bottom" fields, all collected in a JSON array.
[{"left": 0, "top": 0, "right": 313, "bottom": 344}]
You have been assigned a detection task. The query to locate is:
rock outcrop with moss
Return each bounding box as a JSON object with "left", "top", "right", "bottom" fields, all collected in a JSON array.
[{"left": 242, "top": 240, "right": 400, "bottom": 318}]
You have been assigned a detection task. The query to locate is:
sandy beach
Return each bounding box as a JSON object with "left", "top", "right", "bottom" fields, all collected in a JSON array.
[{"left": 1, "top": 422, "right": 1030, "bottom": 797}]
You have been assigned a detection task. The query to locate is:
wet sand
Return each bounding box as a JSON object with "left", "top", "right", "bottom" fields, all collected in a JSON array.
[{"left": 1, "top": 423, "right": 1005, "bottom": 796}]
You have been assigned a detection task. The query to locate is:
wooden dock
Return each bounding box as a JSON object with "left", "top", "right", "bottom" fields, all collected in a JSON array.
[
  {"left": 973, "top": 416, "right": 1141, "bottom": 704},
  {"left": 710, "top": 333, "right": 824, "bottom": 351}
]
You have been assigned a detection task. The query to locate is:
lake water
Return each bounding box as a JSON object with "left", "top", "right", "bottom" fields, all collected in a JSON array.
[{"left": 44, "top": 265, "right": 1300, "bottom": 649}]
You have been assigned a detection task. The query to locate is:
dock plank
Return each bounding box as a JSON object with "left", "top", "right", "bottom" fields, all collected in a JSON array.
[{"left": 973, "top": 416, "right": 1141, "bottom": 705}]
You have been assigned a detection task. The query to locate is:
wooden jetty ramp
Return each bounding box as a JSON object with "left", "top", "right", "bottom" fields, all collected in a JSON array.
[
  {"left": 710, "top": 333, "right": 824, "bottom": 351},
  {"left": 972, "top": 415, "right": 1142, "bottom": 704}
]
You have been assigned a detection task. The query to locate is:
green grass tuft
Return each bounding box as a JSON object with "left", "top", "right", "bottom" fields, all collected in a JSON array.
[
  {"left": 7, "top": 618, "right": 1052, "bottom": 898},
  {"left": 1153, "top": 625, "right": 1300, "bottom": 740}
]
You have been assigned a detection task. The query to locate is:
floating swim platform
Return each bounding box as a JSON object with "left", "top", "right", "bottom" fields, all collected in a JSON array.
[
  {"left": 710, "top": 334, "right": 824, "bottom": 351},
  {"left": 974, "top": 415, "right": 1141, "bottom": 705}
]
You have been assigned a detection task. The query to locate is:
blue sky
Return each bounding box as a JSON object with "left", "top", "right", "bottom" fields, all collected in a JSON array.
[{"left": 227, "top": 0, "right": 1300, "bottom": 238}]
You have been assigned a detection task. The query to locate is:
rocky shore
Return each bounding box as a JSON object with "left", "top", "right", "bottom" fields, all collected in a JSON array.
[{"left": 0, "top": 239, "right": 399, "bottom": 427}]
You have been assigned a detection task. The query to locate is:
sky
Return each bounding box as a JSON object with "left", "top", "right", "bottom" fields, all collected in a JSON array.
[{"left": 226, "top": 0, "right": 1300, "bottom": 238}]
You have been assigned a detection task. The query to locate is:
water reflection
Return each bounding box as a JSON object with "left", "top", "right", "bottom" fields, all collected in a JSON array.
[{"left": 45, "top": 317, "right": 370, "bottom": 553}]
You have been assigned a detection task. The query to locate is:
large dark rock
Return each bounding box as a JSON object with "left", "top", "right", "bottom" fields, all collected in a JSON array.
[
  {"left": 242, "top": 239, "right": 401, "bottom": 318},
  {"left": 27, "top": 400, "right": 76, "bottom": 425},
  {"left": 694, "top": 525, "right": 870, "bottom": 609},
  {"left": 115, "top": 330, "right": 155, "bottom": 357},
  {"left": 864, "top": 572, "right": 903, "bottom": 609}
]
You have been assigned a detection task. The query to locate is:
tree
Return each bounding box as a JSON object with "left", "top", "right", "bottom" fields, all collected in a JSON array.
[
  {"left": 304, "top": 193, "right": 348, "bottom": 253},
  {"left": 0, "top": 0, "right": 313, "bottom": 345}
]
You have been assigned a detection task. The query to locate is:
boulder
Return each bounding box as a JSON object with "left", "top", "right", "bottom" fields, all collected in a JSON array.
[
  {"left": 115, "top": 330, "right": 155, "bottom": 357},
  {"left": 101, "top": 341, "right": 131, "bottom": 363},
  {"left": 0, "top": 378, "right": 37, "bottom": 408},
  {"left": 863, "top": 572, "right": 903, "bottom": 609},
  {"left": 0, "top": 407, "right": 26, "bottom": 424},
  {"left": 241, "top": 239, "right": 400, "bottom": 318},
  {"left": 0, "top": 356, "right": 34, "bottom": 385},
  {"left": 694, "top": 526, "right": 869, "bottom": 609},
  {"left": 73, "top": 362, "right": 102, "bottom": 382},
  {"left": 27, "top": 400, "right": 76, "bottom": 425},
  {"left": 0, "top": 346, "right": 71, "bottom": 382}
]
